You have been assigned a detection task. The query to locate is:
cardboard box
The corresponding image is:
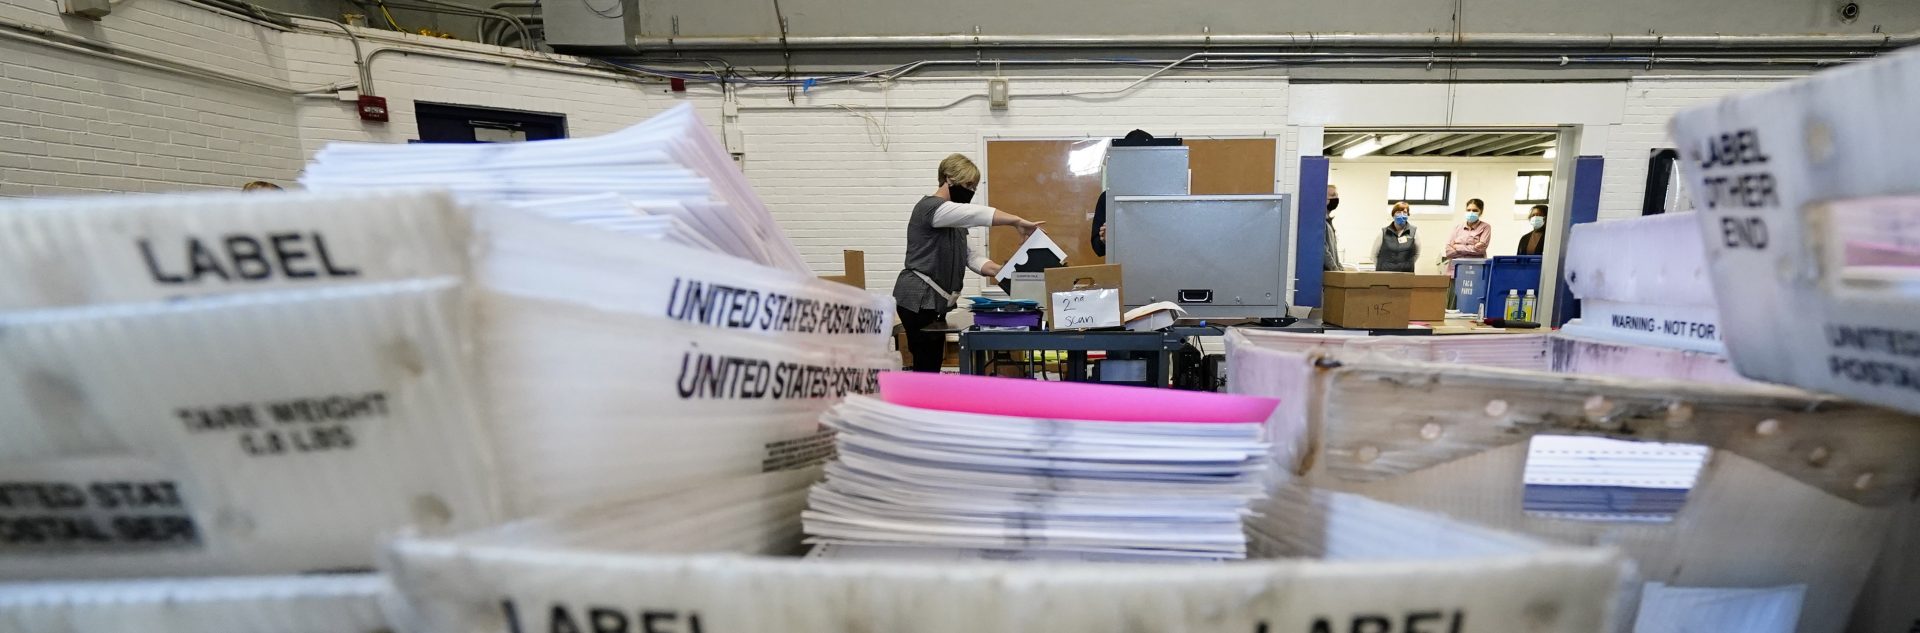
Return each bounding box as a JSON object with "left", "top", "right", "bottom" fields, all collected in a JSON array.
[
  {"left": 1668, "top": 48, "right": 1920, "bottom": 414},
  {"left": 1321, "top": 271, "right": 1413, "bottom": 329},
  {"left": 1044, "top": 264, "right": 1122, "bottom": 302},
  {"left": 384, "top": 468, "right": 1626, "bottom": 633},
  {"left": 1407, "top": 274, "right": 1451, "bottom": 322},
  {"left": 1227, "top": 329, "right": 1920, "bottom": 633},
  {"left": 1045, "top": 264, "right": 1124, "bottom": 329},
  {"left": 817, "top": 250, "right": 866, "bottom": 289}
]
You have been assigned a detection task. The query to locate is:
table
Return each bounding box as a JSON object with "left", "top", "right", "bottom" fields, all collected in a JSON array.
[
  {"left": 1426, "top": 317, "right": 1544, "bottom": 335},
  {"left": 954, "top": 319, "right": 1323, "bottom": 387},
  {"left": 956, "top": 330, "right": 1177, "bottom": 386}
]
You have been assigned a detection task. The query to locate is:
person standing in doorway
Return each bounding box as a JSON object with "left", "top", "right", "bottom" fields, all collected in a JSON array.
[
  {"left": 894, "top": 153, "right": 1044, "bottom": 372},
  {"left": 1516, "top": 204, "right": 1548, "bottom": 255},
  {"left": 1443, "top": 198, "right": 1491, "bottom": 275},
  {"left": 1323, "top": 185, "right": 1344, "bottom": 271},
  {"left": 1372, "top": 202, "right": 1420, "bottom": 273}
]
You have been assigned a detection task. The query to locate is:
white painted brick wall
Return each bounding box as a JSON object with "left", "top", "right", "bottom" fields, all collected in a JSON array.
[
  {"left": 731, "top": 77, "right": 1290, "bottom": 298},
  {"left": 281, "top": 28, "right": 717, "bottom": 157},
  {"left": 1597, "top": 78, "right": 1788, "bottom": 220},
  {"left": 0, "top": 0, "right": 289, "bottom": 87},
  {"left": 0, "top": 40, "right": 303, "bottom": 196},
  {"left": 0, "top": 0, "right": 299, "bottom": 195}
]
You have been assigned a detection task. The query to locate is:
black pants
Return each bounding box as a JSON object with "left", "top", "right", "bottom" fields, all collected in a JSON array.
[{"left": 898, "top": 307, "right": 949, "bottom": 372}]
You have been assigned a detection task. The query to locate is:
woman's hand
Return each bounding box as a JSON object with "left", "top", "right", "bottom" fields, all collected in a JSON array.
[
  {"left": 981, "top": 261, "right": 1004, "bottom": 278},
  {"left": 1016, "top": 218, "right": 1045, "bottom": 238}
]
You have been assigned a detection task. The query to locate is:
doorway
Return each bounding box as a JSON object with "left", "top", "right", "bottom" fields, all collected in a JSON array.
[
  {"left": 415, "top": 102, "right": 569, "bottom": 144},
  {"left": 1318, "top": 127, "right": 1569, "bottom": 320}
]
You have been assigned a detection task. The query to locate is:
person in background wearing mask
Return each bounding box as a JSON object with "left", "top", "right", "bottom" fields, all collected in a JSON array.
[
  {"left": 1371, "top": 202, "right": 1419, "bottom": 273},
  {"left": 1517, "top": 204, "right": 1548, "bottom": 255},
  {"left": 1323, "top": 185, "right": 1344, "bottom": 271},
  {"left": 894, "top": 153, "right": 1044, "bottom": 372},
  {"left": 1442, "top": 198, "right": 1491, "bottom": 275}
]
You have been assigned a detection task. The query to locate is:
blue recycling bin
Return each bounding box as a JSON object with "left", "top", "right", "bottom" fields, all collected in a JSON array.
[
  {"left": 1450, "top": 258, "right": 1490, "bottom": 315},
  {"left": 1451, "top": 256, "right": 1542, "bottom": 316},
  {"left": 1486, "top": 255, "right": 1544, "bottom": 315}
]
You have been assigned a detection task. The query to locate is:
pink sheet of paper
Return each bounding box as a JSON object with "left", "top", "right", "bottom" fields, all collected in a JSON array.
[{"left": 877, "top": 372, "right": 1279, "bottom": 423}]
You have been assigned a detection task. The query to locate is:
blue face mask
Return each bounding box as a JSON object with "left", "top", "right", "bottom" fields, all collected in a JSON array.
[
  {"left": 1393, "top": 215, "right": 1409, "bottom": 226},
  {"left": 1465, "top": 211, "right": 1481, "bottom": 224}
]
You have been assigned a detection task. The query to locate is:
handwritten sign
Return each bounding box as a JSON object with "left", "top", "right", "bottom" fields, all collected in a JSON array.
[{"left": 1051, "top": 288, "right": 1121, "bottom": 330}]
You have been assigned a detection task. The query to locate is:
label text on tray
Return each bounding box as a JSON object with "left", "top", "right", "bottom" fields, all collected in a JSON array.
[
  {"left": 676, "top": 353, "right": 880, "bottom": 400},
  {"left": 666, "top": 278, "right": 886, "bottom": 335},
  {"left": 138, "top": 232, "right": 360, "bottom": 285},
  {"left": 761, "top": 428, "right": 837, "bottom": 472},
  {"left": 1256, "top": 610, "right": 1464, "bottom": 633},
  {"left": 176, "top": 391, "right": 388, "bottom": 457},
  {"left": 0, "top": 479, "right": 199, "bottom": 549},
  {"left": 502, "top": 600, "right": 704, "bottom": 633},
  {"left": 1826, "top": 324, "right": 1920, "bottom": 392},
  {"left": 1607, "top": 314, "right": 1718, "bottom": 341},
  {"left": 1690, "top": 129, "right": 1777, "bottom": 250}
]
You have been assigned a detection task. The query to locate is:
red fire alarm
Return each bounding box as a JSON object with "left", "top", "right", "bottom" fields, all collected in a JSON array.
[
  {"left": 669, "top": 78, "right": 687, "bottom": 92},
  {"left": 357, "top": 95, "right": 390, "bottom": 122}
]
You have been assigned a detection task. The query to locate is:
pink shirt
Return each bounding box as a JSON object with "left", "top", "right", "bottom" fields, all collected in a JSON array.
[{"left": 1445, "top": 221, "right": 1492, "bottom": 260}]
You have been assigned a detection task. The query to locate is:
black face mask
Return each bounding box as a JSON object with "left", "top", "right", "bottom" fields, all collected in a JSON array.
[
  {"left": 1326, "top": 198, "right": 1340, "bottom": 212},
  {"left": 949, "top": 183, "right": 975, "bottom": 204}
]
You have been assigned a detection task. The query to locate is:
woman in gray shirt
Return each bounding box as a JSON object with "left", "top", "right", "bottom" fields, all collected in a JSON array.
[{"left": 893, "top": 153, "right": 1043, "bottom": 372}]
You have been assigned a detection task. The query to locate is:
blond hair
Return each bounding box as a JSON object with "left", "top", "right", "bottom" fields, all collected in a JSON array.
[
  {"left": 937, "top": 153, "right": 980, "bottom": 186},
  {"left": 1391, "top": 201, "right": 1411, "bottom": 215}
]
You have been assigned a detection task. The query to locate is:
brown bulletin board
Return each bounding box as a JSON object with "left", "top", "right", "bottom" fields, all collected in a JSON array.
[
  {"left": 985, "top": 137, "right": 1278, "bottom": 267},
  {"left": 1187, "top": 138, "right": 1278, "bottom": 194},
  {"left": 984, "top": 139, "right": 1107, "bottom": 266}
]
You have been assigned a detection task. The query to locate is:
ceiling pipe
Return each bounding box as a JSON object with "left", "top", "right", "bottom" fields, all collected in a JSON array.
[{"left": 626, "top": 31, "right": 1918, "bottom": 52}]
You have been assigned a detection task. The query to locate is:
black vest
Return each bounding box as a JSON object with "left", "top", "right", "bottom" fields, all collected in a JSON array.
[
  {"left": 1376, "top": 225, "right": 1418, "bottom": 273},
  {"left": 893, "top": 196, "right": 970, "bottom": 311}
]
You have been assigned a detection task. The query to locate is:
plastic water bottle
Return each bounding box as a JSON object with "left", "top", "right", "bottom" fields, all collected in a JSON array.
[
  {"left": 1521, "top": 289, "right": 1537, "bottom": 322},
  {"left": 1504, "top": 289, "right": 1522, "bottom": 320}
]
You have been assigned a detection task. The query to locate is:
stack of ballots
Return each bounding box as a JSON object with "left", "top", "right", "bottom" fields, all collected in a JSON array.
[
  {"left": 804, "top": 373, "right": 1276, "bottom": 562},
  {"left": 301, "top": 104, "right": 807, "bottom": 273},
  {"left": 0, "top": 104, "right": 892, "bottom": 596}
]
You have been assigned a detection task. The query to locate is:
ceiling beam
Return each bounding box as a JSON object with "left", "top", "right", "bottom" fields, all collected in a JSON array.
[
  {"left": 1423, "top": 134, "right": 1499, "bottom": 156},
  {"left": 1324, "top": 134, "right": 1367, "bottom": 155},
  {"left": 1379, "top": 133, "right": 1445, "bottom": 155},
  {"left": 1477, "top": 134, "right": 1557, "bottom": 156},
  {"left": 1499, "top": 134, "right": 1560, "bottom": 156},
  {"left": 1452, "top": 135, "right": 1522, "bottom": 156}
]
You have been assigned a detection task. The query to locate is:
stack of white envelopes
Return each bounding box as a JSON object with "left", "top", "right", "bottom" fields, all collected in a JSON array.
[
  {"left": 302, "top": 104, "right": 807, "bottom": 273},
  {"left": 0, "top": 106, "right": 894, "bottom": 588},
  {"left": 805, "top": 373, "right": 1275, "bottom": 562}
]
